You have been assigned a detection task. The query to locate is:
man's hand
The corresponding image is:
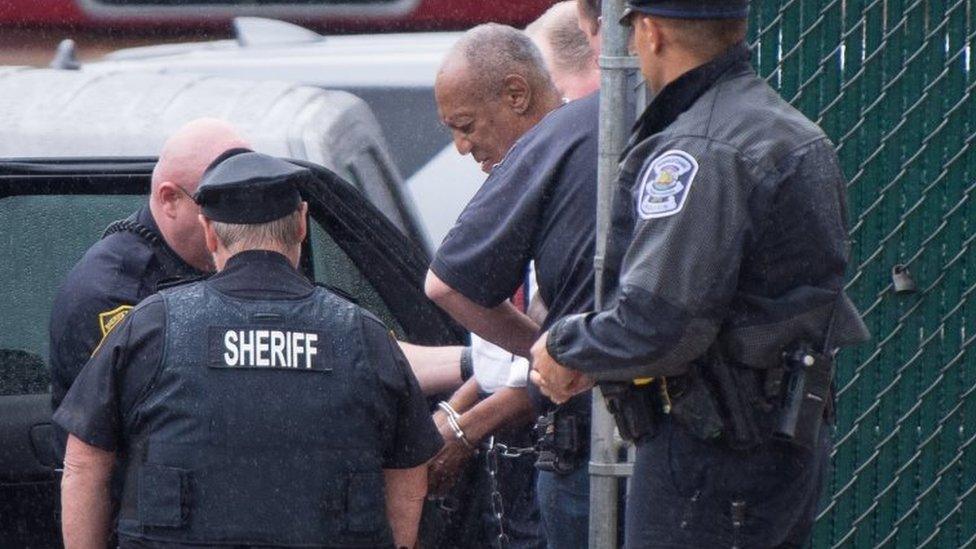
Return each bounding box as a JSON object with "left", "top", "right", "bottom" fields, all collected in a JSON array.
[
  {"left": 529, "top": 331, "right": 594, "bottom": 404},
  {"left": 427, "top": 420, "right": 476, "bottom": 497},
  {"left": 426, "top": 383, "right": 534, "bottom": 498}
]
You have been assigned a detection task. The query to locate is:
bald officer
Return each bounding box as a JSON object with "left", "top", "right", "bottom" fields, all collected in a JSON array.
[
  {"left": 49, "top": 119, "right": 250, "bottom": 462},
  {"left": 55, "top": 151, "right": 441, "bottom": 549}
]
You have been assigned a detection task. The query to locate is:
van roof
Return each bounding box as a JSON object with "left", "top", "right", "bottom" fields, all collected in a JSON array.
[
  {"left": 0, "top": 67, "right": 371, "bottom": 168},
  {"left": 93, "top": 27, "right": 463, "bottom": 89}
]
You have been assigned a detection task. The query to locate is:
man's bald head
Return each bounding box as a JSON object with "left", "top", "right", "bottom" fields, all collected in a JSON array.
[
  {"left": 149, "top": 118, "right": 250, "bottom": 272},
  {"left": 436, "top": 24, "right": 561, "bottom": 173},
  {"left": 151, "top": 118, "right": 250, "bottom": 195},
  {"left": 526, "top": 1, "right": 599, "bottom": 100}
]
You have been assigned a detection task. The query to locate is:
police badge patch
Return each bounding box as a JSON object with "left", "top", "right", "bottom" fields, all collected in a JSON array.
[
  {"left": 635, "top": 150, "right": 699, "bottom": 219},
  {"left": 92, "top": 304, "right": 133, "bottom": 356},
  {"left": 98, "top": 305, "right": 133, "bottom": 338}
]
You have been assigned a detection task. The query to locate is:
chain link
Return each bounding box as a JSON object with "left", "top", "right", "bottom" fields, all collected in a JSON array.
[
  {"left": 493, "top": 442, "right": 538, "bottom": 459},
  {"left": 748, "top": 1, "right": 976, "bottom": 546},
  {"left": 485, "top": 436, "right": 510, "bottom": 549}
]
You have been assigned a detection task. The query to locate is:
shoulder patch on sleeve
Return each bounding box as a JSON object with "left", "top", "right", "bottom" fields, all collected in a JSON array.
[
  {"left": 98, "top": 305, "right": 133, "bottom": 338},
  {"left": 91, "top": 304, "right": 133, "bottom": 357},
  {"left": 635, "top": 149, "right": 699, "bottom": 219}
]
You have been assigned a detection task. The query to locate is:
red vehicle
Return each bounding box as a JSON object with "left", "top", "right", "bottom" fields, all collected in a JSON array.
[{"left": 0, "top": 0, "right": 553, "bottom": 32}]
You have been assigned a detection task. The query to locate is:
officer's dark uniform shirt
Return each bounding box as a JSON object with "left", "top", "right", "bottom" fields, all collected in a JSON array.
[
  {"left": 548, "top": 43, "right": 868, "bottom": 379},
  {"left": 49, "top": 205, "right": 202, "bottom": 455},
  {"left": 54, "top": 250, "right": 442, "bottom": 547},
  {"left": 431, "top": 92, "right": 599, "bottom": 414}
]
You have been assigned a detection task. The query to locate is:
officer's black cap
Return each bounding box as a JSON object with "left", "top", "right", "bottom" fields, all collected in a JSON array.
[
  {"left": 621, "top": 0, "right": 750, "bottom": 24},
  {"left": 194, "top": 151, "right": 307, "bottom": 224}
]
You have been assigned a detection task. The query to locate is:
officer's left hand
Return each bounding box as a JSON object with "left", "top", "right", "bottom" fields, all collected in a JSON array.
[
  {"left": 427, "top": 421, "right": 476, "bottom": 497},
  {"left": 530, "top": 332, "right": 594, "bottom": 404}
]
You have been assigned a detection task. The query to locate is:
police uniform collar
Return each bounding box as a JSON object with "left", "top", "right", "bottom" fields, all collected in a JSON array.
[
  {"left": 209, "top": 249, "right": 314, "bottom": 298},
  {"left": 136, "top": 205, "right": 204, "bottom": 279},
  {"left": 631, "top": 42, "right": 752, "bottom": 144},
  {"left": 223, "top": 249, "right": 296, "bottom": 270}
]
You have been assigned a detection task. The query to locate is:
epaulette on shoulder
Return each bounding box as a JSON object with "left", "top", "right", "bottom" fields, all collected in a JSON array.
[
  {"left": 313, "top": 282, "right": 360, "bottom": 305},
  {"left": 156, "top": 274, "right": 209, "bottom": 292}
]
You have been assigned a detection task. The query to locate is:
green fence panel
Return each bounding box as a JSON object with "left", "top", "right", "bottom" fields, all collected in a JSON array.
[{"left": 749, "top": 1, "right": 976, "bottom": 546}]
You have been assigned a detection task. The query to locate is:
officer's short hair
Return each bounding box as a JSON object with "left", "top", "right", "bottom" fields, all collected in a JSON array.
[
  {"left": 526, "top": 2, "right": 595, "bottom": 77},
  {"left": 450, "top": 23, "right": 553, "bottom": 99},
  {"left": 578, "top": 0, "right": 601, "bottom": 23},
  {"left": 211, "top": 208, "right": 303, "bottom": 254},
  {"left": 657, "top": 16, "right": 748, "bottom": 58}
]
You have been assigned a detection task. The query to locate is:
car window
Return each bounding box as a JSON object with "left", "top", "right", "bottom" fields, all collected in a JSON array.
[
  {"left": 0, "top": 193, "right": 143, "bottom": 395},
  {"left": 307, "top": 220, "right": 404, "bottom": 337},
  {"left": 342, "top": 88, "right": 451, "bottom": 180}
]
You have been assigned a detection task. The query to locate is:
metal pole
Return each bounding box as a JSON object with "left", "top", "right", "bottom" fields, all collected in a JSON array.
[{"left": 590, "top": 0, "right": 633, "bottom": 546}]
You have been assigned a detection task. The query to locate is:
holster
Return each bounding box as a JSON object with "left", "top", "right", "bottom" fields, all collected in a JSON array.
[
  {"left": 534, "top": 410, "right": 587, "bottom": 475},
  {"left": 601, "top": 382, "right": 659, "bottom": 442},
  {"left": 667, "top": 364, "right": 726, "bottom": 444},
  {"left": 704, "top": 353, "right": 767, "bottom": 450}
]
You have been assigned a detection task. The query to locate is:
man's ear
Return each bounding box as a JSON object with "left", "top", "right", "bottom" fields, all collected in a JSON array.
[
  {"left": 296, "top": 202, "right": 309, "bottom": 243},
  {"left": 590, "top": 16, "right": 602, "bottom": 37},
  {"left": 199, "top": 214, "right": 219, "bottom": 254},
  {"left": 642, "top": 16, "right": 663, "bottom": 54},
  {"left": 501, "top": 74, "right": 533, "bottom": 114},
  {"left": 155, "top": 182, "right": 183, "bottom": 219}
]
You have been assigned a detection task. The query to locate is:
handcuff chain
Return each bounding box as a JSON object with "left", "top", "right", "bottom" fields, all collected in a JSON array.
[
  {"left": 485, "top": 437, "right": 510, "bottom": 549},
  {"left": 493, "top": 443, "right": 538, "bottom": 458}
]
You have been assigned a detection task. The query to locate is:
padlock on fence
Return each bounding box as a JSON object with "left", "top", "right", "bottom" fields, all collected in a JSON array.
[{"left": 891, "top": 264, "right": 917, "bottom": 294}]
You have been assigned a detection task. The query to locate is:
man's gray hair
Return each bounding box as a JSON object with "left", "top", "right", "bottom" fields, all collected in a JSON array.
[
  {"left": 578, "top": 0, "right": 601, "bottom": 22},
  {"left": 212, "top": 209, "right": 303, "bottom": 255},
  {"left": 526, "top": 2, "right": 596, "bottom": 77},
  {"left": 448, "top": 23, "right": 554, "bottom": 99}
]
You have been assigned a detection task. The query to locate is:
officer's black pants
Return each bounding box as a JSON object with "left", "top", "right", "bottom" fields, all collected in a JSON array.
[{"left": 625, "top": 417, "right": 830, "bottom": 549}]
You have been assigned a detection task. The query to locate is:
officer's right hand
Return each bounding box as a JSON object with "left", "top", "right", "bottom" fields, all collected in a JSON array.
[{"left": 530, "top": 331, "right": 594, "bottom": 403}]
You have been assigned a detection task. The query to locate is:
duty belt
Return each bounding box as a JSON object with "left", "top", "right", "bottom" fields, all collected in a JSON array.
[{"left": 605, "top": 357, "right": 836, "bottom": 452}]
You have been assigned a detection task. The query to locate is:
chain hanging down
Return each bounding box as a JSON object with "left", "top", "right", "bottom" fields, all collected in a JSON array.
[{"left": 485, "top": 436, "right": 516, "bottom": 549}]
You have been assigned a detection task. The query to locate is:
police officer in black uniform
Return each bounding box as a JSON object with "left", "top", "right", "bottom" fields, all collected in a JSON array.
[
  {"left": 49, "top": 119, "right": 250, "bottom": 462},
  {"left": 54, "top": 151, "right": 442, "bottom": 549},
  {"left": 531, "top": 1, "right": 870, "bottom": 547}
]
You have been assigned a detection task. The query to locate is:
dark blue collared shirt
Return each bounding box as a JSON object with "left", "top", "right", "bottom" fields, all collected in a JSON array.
[{"left": 431, "top": 93, "right": 600, "bottom": 415}]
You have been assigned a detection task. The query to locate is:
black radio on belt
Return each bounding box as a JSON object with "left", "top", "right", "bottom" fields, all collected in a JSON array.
[
  {"left": 773, "top": 343, "right": 833, "bottom": 450},
  {"left": 534, "top": 411, "right": 584, "bottom": 474}
]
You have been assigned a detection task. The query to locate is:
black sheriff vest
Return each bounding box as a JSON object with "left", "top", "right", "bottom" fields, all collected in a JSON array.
[{"left": 117, "top": 280, "right": 393, "bottom": 547}]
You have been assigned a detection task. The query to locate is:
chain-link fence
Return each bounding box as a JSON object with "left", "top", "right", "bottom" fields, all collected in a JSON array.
[{"left": 747, "top": 1, "right": 976, "bottom": 546}]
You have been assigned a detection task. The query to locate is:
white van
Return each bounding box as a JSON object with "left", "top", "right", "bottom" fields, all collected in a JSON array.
[{"left": 0, "top": 66, "right": 431, "bottom": 251}]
